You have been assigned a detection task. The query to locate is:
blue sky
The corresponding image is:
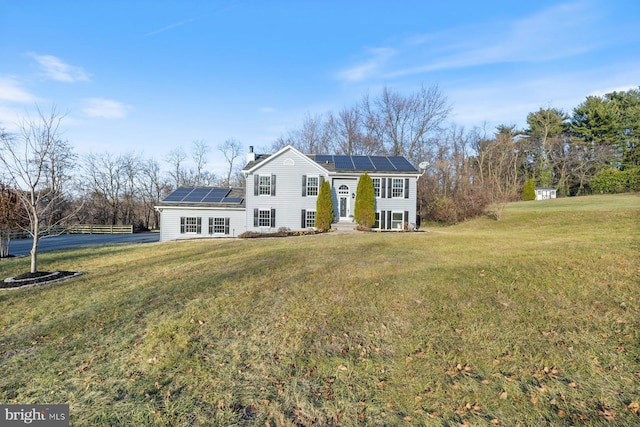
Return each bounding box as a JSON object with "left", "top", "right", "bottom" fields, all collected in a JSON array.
[{"left": 1, "top": 0, "right": 638, "bottom": 172}]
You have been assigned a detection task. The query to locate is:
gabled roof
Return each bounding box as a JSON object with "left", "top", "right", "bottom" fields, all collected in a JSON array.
[
  {"left": 158, "top": 187, "right": 245, "bottom": 207},
  {"left": 242, "top": 145, "right": 329, "bottom": 175},
  {"left": 243, "top": 145, "right": 419, "bottom": 174},
  {"left": 244, "top": 154, "right": 271, "bottom": 170}
]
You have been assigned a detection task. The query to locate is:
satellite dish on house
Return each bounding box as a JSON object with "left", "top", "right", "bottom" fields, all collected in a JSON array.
[{"left": 418, "top": 161, "right": 429, "bottom": 170}]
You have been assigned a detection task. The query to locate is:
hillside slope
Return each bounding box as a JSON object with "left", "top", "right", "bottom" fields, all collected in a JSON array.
[{"left": 1, "top": 194, "right": 638, "bottom": 425}]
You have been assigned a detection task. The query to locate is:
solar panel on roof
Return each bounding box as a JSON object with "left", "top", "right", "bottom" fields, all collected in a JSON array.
[
  {"left": 202, "top": 188, "right": 230, "bottom": 202},
  {"left": 333, "top": 155, "right": 355, "bottom": 169},
  {"left": 221, "top": 197, "right": 243, "bottom": 203},
  {"left": 183, "top": 188, "right": 211, "bottom": 202},
  {"left": 352, "top": 156, "right": 374, "bottom": 170},
  {"left": 163, "top": 187, "right": 193, "bottom": 201},
  {"left": 388, "top": 156, "right": 417, "bottom": 171},
  {"left": 314, "top": 155, "right": 333, "bottom": 163},
  {"left": 370, "top": 156, "right": 394, "bottom": 171}
]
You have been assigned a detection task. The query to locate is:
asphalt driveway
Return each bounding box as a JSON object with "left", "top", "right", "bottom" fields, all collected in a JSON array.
[{"left": 7, "top": 233, "right": 160, "bottom": 257}]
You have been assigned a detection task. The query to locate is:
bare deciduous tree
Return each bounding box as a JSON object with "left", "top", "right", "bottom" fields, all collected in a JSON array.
[
  {"left": 362, "top": 85, "right": 450, "bottom": 164},
  {"left": 326, "top": 106, "right": 369, "bottom": 155},
  {"left": 138, "top": 158, "right": 170, "bottom": 229},
  {"left": 473, "top": 126, "right": 523, "bottom": 220},
  {"left": 165, "top": 147, "right": 187, "bottom": 189},
  {"left": 0, "top": 107, "right": 77, "bottom": 273},
  {"left": 191, "top": 140, "right": 210, "bottom": 186},
  {"left": 218, "top": 139, "right": 242, "bottom": 187}
]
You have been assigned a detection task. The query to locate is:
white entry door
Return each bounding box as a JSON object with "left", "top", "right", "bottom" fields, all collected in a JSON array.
[{"left": 338, "top": 184, "right": 350, "bottom": 220}]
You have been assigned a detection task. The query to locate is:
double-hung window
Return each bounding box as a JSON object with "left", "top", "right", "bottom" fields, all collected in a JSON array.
[
  {"left": 306, "top": 176, "right": 319, "bottom": 196},
  {"left": 258, "top": 209, "right": 271, "bottom": 227},
  {"left": 259, "top": 175, "right": 271, "bottom": 195},
  {"left": 180, "top": 217, "right": 201, "bottom": 234},
  {"left": 372, "top": 178, "right": 381, "bottom": 198},
  {"left": 209, "top": 217, "right": 228, "bottom": 234},
  {"left": 392, "top": 178, "right": 404, "bottom": 198},
  {"left": 305, "top": 210, "right": 316, "bottom": 228}
]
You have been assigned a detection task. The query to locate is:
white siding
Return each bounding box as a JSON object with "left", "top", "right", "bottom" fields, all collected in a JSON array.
[
  {"left": 371, "top": 175, "right": 417, "bottom": 228},
  {"left": 158, "top": 206, "right": 246, "bottom": 242},
  {"left": 535, "top": 188, "right": 557, "bottom": 200},
  {"left": 245, "top": 147, "right": 328, "bottom": 232}
]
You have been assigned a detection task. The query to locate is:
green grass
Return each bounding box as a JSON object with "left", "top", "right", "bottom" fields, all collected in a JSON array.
[{"left": 1, "top": 194, "right": 639, "bottom": 426}]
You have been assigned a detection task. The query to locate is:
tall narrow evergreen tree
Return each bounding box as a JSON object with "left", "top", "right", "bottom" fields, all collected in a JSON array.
[
  {"left": 354, "top": 173, "right": 375, "bottom": 228},
  {"left": 521, "top": 178, "right": 536, "bottom": 201},
  {"left": 315, "top": 179, "right": 333, "bottom": 232}
]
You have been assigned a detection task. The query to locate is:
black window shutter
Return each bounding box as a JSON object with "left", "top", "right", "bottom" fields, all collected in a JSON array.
[
  {"left": 404, "top": 211, "right": 409, "bottom": 227},
  {"left": 180, "top": 217, "right": 185, "bottom": 233},
  {"left": 254, "top": 174, "right": 259, "bottom": 196},
  {"left": 270, "top": 208, "right": 276, "bottom": 227},
  {"left": 405, "top": 178, "right": 409, "bottom": 198},
  {"left": 380, "top": 210, "right": 386, "bottom": 229},
  {"left": 381, "top": 178, "right": 386, "bottom": 198},
  {"left": 387, "top": 211, "right": 392, "bottom": 230},
  {"left": 271, "top": 174, "right": 276, "bottom": 196},
  {"left": 302, "top": 175, "right": 307, "bottom": 197},
  {"left": 387, "top": 178, "right": 392, "bottom": 198},
  {"left": 196, "top": 217, "right": 202, "bottom": 234},
  {"left": 208, "top": 217, "right": 213, "bottom": 234},
  {"left": 253, "top": 208, "right": 258, "bottom": 227},
  {"left": 224, "top": 218, "right": 230, "bottom": 235},
  {"left": 301, "top": 209, "right": 306, "bottom": 228}
]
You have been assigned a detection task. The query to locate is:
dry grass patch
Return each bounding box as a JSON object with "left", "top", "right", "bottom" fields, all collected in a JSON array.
[{"left": 0, "top": 194, "right": 638, "bottom": 425}]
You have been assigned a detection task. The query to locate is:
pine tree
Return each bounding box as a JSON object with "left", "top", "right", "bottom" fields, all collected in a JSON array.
[
  {"left": 315, "top": 179, "right": 333, "bottom": 232},
  {"left": 354, "top": 173, "right": 375, "bottom": 228}
]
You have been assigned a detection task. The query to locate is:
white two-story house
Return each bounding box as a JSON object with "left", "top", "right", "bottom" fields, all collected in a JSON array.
[{"left": 156, "top": 145, "right": 421, "bottom": 241}]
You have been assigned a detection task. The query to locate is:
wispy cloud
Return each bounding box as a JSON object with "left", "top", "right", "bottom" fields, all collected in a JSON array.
[
  {"left": 0, "top": 77, "right": 40, "bottom": 103},
  {"left": 82, "top": 98, "right": 132, "bottom": 119},
  {"left": 336, "top": 47, "right": 397, "bottom": 82},
  {"left": 144, "top": 18, "right": 196, "bottom": 37},
  {"left": 337, "top": 2, "right": 607, "bottom": 82},
  {"left": 28, "top": 53, "right": 91, "bottom": 83}
]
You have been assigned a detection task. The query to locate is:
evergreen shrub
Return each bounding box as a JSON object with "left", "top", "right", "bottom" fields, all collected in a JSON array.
[
  {"left": 354, "top": 173, "right": 375, "bottom": 228},
  {"left": 315, "top": 179, "right": 333, "bottom": 232},
  {"left": 521, "top": 178, "right": 536, "bottom": 201}
]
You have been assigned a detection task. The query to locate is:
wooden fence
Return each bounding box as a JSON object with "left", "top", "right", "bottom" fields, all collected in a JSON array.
[
  {"left": 66, "top": 225, "right": 134, "bottom": 234},
  {"left": 9, "top": 224, "right": 134, "bottom": 238}
]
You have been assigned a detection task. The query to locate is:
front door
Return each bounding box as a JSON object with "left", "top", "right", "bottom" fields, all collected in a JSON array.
[{"left": 338, "top": 185, "right": 350, "bottom": 220}]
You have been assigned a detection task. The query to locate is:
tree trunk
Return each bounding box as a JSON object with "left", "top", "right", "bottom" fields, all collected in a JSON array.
[
  {"left": 0, "top": 230, "right": 10, "bottom": 258},
  {"left": 30, "top": 233, "right": 39, "bottom": 273},
  {"left": 30, "top": 215, "right": 39, "bottom": 273}
]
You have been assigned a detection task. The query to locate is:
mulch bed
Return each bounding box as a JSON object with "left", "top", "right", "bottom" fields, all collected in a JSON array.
[{"left": 1, "top": 271, "right": 82, "bottom": 290}]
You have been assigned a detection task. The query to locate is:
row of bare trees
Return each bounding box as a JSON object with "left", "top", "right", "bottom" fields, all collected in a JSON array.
[
  {"left": 78, "top": 139, "right": 245, "bottom": 230},
  {"left": 272, "top": 85, "right": 450, "bottom": 166},
  {"left": 0, "top": 108, "right": 248, "bottom": 270}
]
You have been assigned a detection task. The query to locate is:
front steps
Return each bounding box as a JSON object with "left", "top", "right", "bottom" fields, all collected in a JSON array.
[{"left": 331, "top": 221, "right": 356, "bottom": 232}]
